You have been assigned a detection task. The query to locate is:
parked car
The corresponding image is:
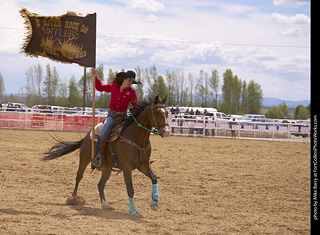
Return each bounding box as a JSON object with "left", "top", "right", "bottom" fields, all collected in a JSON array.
[
  {"left": 31, "top": 105, "right": 53, "bottom": 113},
  {"left": 239, "top": 114, "right": 273, "bottom": 128},
  {"left": 5, "top": 103, "right": 30, "bottom": 112},
  {"left": 51, "top": 106, "right": 65, "bottom": 114}
]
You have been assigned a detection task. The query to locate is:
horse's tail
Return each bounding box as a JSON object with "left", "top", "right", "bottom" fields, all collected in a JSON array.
[{"left": 42, "top": 134, "right": 85, "bottom": 161}]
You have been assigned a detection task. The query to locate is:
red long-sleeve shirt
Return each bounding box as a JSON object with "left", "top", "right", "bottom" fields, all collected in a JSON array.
[{"left": 95, "top": 76, "right": 137, "bottom": 112}]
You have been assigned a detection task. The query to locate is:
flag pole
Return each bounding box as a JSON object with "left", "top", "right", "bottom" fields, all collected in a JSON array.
[
  {"left": 91, "top": 70, "right": 96, "bottom": 160},
  {"left": 91, "top": 13, "right": 97, "bottom": 161}
]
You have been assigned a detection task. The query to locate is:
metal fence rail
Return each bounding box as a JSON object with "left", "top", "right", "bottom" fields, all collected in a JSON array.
[
  {"left": 169, "top": 117, "right": 310, "bottom": 143},
  {"left": 0, "top": 111, "right": 310, "bottom": 142},
  {"left": 0, "top": 111, "right": 105, "bottom": 132}
]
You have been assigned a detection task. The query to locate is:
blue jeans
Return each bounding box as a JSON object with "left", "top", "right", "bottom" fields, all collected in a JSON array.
[{"left": 95, "top": 112, "right": 119, "bottom": 158}]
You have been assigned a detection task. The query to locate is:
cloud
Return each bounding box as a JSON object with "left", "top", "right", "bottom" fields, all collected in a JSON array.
[
  {"left": 273, "top": 0, "right": 310, "bottom": 8},
  {"left": 271, "top": 12, "right": 310, "bottom": 37},
  {"left": 271, "top": 12, "right": 310, "bottom": 24},
  {"left": 142, "top": 14, "right": 159, "bottom": 22},
  {"left": 129, "top": 0, "right": 164, "bottom": 12}
]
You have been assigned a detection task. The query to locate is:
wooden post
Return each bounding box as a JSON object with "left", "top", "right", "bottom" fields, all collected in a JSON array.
[
  {"left": 83, "top": 68, "right": 86, "bottom": 115},
  {"left": 91, "top": 70, "right": 96, "bottom": 160}
]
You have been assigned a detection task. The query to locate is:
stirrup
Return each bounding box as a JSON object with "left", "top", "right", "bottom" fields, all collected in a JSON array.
[{"left": 91, "top": 158, "right": 102, "bottom": 171}]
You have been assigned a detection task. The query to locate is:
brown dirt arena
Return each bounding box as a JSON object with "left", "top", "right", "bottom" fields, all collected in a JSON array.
[{"left": 0, "top": 129, "right": 310, "bottom": 234}]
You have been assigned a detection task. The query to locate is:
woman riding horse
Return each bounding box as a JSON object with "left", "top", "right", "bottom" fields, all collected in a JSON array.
[
  {"left": 43, "top": 95, "right": 170, "bottom": 215},
  {"left": 91, "top": 68, "right": 139, "bottom": 170}
]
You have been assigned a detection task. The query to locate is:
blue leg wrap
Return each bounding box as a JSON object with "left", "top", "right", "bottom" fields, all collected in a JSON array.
[
  {"left": 152, "top": 184, "right": 159, "bottom": 200},
  {"left": 129, "top": 198, "right": 138, "bottom": 215},
  {"left": 150, "top": 184, "right": 159, "bottom": 210}
]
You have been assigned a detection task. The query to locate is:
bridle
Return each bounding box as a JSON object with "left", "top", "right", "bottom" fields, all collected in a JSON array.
[
  {"left": 150, "top": 102, "right": 169, "bottom": 138},
  {"left": 130, "top": 102, "right": 169, "bottom": 137}
]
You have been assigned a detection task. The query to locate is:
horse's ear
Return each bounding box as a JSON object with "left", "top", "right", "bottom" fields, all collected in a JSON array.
[
  {"left": 162, "top": 95, "right": 167, "bottom": 104},
  {"left": 153, "top": 95, "right": 159, "bottom": 104}
]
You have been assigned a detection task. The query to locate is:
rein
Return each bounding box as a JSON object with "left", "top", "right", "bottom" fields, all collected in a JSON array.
[{"left": 129, "top": 103, "right": 167, "bottom": 137}]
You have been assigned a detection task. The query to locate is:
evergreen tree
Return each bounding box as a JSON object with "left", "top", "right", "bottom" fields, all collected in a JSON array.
[
  {"left": 68, "top": 76, "right": 81, "bottom": 107},
  {"left": 209, "top": 70, "right": 219, "bottom": 108},
  {"left": 247, "top": 80, "right": 263, "bottom": 114},
  {"left": 56, "top": 78, "right": 69, "bottom": 107},
  {"left": 42, "top": 64, "right": 52, "bottom": 104},
  {"left": 51, "top": 67, "right": 59, "bottom": 105},
  {"left": 220, "top": 69, "right": 233, "bottom": 113},
  {"left": 294, "top": 104, "right": 310, "bottom": 120},
  {"left": 42, "top": 64, "right": 59, "bottom": 105},
  {"left": 241, "top": 80, "right": 248, "bottom": 113},
  {"left": 157, "top": 75, "right": 168, "bottom": 99}
]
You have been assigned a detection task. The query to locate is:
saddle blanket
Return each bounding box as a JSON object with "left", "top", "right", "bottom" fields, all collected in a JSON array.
[{"left": 89, "top": 123, "right": 103, "bottom": 142}]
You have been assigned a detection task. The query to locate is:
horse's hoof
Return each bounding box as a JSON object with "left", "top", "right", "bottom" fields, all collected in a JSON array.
[
  {"left": 66, "top": 196, "right": 86, "bottom": 205},
  {"left": 150, "top": 200, "right": 158, "bottom": 211},
  {"left": 130, "top": 210, "right": 139, "bottom": 216},
  {"left": 101, "top": 200, "right": 113, "bottom": 210}
]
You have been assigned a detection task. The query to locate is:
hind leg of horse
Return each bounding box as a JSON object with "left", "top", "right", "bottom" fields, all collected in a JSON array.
[
  {"left": 98, "top": 164, "right": 112, "bottom": 209},
  {"left": 122, "top": 164, "right": 138, "bottom": 215},
  {"left": 138, "top": 162, "right": 159, "bottom": 211},
  {"left": 72, "top": 153, "right": 91, "bottom": 197}
]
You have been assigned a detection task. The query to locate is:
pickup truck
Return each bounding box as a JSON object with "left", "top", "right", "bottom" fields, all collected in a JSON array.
[{"left": 239, "top": 114, "right": 273, "bottom": 129}]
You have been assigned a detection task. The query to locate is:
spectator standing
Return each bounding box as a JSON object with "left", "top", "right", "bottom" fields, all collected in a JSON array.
[
  {"left": 170, "top": 105, "right": 175, "bottom": 114},
  {"left": 188, "top": 109, "right": 195, "bottom": 136},
  {"left": 175, "top": 105, "right": 180, "bottom": 115}
]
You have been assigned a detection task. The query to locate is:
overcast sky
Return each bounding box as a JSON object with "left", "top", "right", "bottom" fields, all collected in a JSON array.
[{"left": 0, "top": 0, "right": 310, "bottom": 101}]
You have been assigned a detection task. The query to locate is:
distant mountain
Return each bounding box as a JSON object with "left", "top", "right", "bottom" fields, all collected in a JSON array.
[{"left": 262, "top": 97, "right": 310, "bottom": 108}]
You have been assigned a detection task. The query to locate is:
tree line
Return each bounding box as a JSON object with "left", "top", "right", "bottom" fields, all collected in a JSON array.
[
  {"left": 3, "top": 63, "right": 265, "bottom": 115},
  {"left": 265, "top": 102, "right": 310, "bottom": 120}
]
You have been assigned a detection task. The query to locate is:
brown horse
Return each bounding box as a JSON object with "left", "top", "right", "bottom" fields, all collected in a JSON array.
[{"left": 43, "top": 96, "right": 170, "bottom": 215}]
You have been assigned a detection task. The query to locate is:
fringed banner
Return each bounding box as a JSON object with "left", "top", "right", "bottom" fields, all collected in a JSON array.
[{"left": 19, "top": 8, "right": 96, "bottom": 67}]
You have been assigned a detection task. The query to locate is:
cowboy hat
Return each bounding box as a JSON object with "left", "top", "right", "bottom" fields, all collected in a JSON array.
[{"left": 116, "top": 70, "right": 141, "bottom": 85}]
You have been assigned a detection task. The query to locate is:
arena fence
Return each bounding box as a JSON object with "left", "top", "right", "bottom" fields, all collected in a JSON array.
[
  {"left": 169, "top": 116, "right": 310, "bottom": 142},
  {"left": 0, "top": 111, "right": 105, "bottom": 132},
  {"left": 0, "top": 111, "right": 310, "bottom": 143}
]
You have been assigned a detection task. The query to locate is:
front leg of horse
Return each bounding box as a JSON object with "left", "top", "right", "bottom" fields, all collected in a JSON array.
[
  {"left": 123, "top": 166, "right": 139, "bottom": 215},
  {"left": 150, "top": 183, "right": 159, "bottom": 211},
  {"left": 149, "top": 168, "right": 159, "bottom": 211},
  {"left": 138, "top": 163, "right": 159, "bottom": 211}
]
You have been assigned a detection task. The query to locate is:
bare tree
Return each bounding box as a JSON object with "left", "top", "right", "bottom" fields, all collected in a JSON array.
[
  {"left": 25, "top": 66, "right": 36, "bottom": 96},
  {"left": 34, "top": 63, "right": 43, "bottom": 97},
  {"left": 188, "top": 72, "right": 196, "bottom": 106},
  {"left": 176, "top": 70, "right": 185, "bottom": 105}
]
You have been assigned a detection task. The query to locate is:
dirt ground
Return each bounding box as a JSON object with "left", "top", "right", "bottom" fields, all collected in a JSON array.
[{"left": 0, "top": 129, "right": 310, "bottom": 234}]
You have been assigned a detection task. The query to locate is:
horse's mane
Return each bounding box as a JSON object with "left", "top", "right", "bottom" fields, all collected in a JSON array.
[{"left": 121, "top": 96, "right": 164, "bottom": 133}]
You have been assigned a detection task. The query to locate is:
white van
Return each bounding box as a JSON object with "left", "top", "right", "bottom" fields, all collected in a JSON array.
[{"left": 205, "top": 112, "right": 228, "bottom": 120}]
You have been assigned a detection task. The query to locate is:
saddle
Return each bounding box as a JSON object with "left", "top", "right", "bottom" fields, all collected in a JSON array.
[
  {"left": 90, "top": 117, "right": 125, "bottom": 169},
  {"left": 90, "top": 117, "right": 125, "bottom": 143}
]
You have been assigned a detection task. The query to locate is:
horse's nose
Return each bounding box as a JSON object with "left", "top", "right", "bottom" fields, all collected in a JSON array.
[{"left": 162, "top": 126, "right": 170, "bottom": 137}]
